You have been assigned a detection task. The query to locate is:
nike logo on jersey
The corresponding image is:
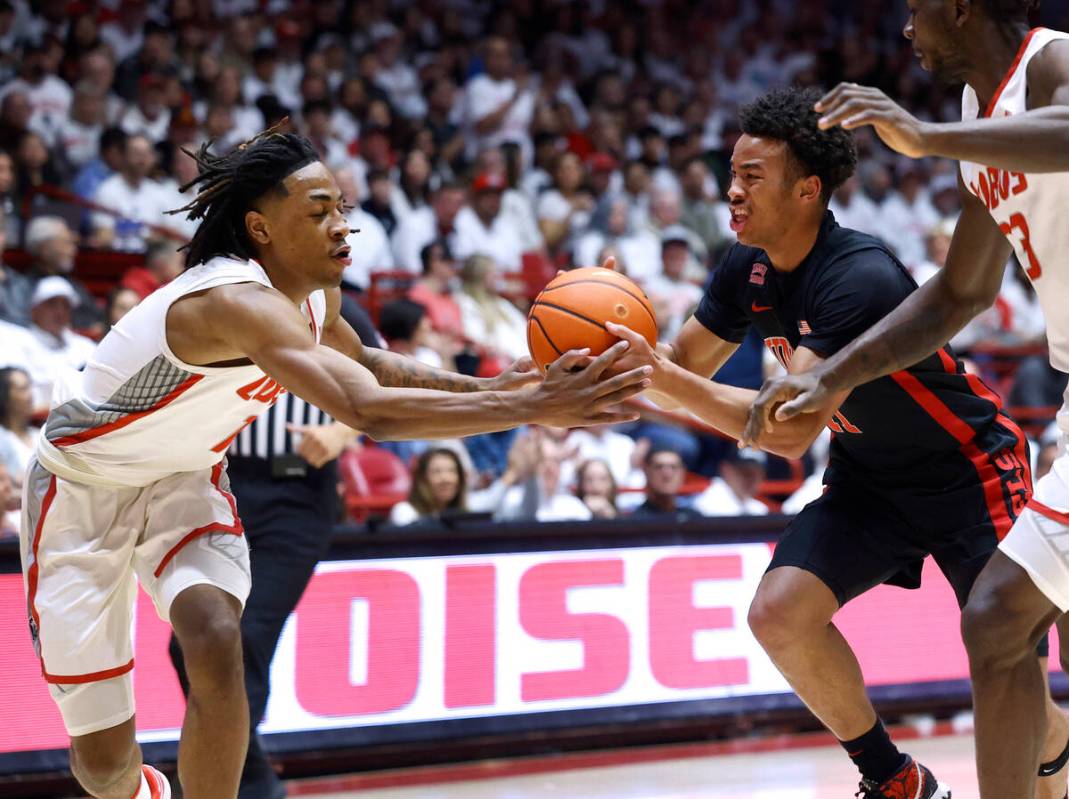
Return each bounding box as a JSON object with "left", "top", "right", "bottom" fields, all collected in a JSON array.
[{"left": 751, "top": 302, "right": 773, "bottom": 313}]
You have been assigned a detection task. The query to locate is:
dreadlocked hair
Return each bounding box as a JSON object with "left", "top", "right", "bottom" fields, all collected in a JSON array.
[
  {"left": 169, "top": 126, "right": 319, "bottom": 268},
  {"left": 739, "top": 86, "right": 858, "bottom": 204}
]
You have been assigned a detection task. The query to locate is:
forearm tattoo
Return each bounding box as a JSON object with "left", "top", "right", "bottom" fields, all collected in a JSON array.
[{"left": 360, "top": 348, "right": 483, "bottom": 392}]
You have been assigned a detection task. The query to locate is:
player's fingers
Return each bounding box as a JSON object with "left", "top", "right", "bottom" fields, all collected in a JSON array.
[
  {"left": 604, "top": 321, "right": 643, "bottom": 345},
  {"left": 583, "top": 339, "right": 631, "bottom": 380},
  {"left": 549, "top": 348, "right": 591, "bottom": 373},
  {"left": 814, "top": 82, "right": 849, "bottom": 111},
  {"left": 600, "top": 254, "right": 618, "bottom": 272},
  {"left": 818, "top": 99, "right": 874, "bottom": 129},
  {"left": 591, "top": 366, "right": 653, "bottom": 398},
  {"left": 589, "top": 408, "right": 642, "bottom": 425},
  {"left": 775, "top": 392, "right": 818, "bottom": 421},
  {"left": 593, "top": 378, "right": 653, "bottom": 408},
  {"left": 512, "top": 355, "right": 536, "bottom": 373}
]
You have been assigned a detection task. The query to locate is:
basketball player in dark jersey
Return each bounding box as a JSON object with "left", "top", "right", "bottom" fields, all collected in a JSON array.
[{"left": 609, "top": 86, "right": 1064, "bottom": 799}]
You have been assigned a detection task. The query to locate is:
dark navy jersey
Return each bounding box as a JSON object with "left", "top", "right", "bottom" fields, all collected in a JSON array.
[{"left": 695, "top": 212, "right": 1030, "bottom": 497}]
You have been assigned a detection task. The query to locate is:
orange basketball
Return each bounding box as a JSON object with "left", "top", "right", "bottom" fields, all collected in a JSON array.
[{"left": 527, "top": 267, "right": 659, "bottom": 372}]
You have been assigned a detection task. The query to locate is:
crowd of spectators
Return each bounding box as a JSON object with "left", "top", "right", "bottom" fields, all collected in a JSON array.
[{"left": 1, "top": 0, "right": 1067, "bottom": 536}]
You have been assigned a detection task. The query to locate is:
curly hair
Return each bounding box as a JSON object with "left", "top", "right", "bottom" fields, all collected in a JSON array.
[
  {"left": 168, "top": 126, "right": 319, "bottom": 268},
  {"left": 738, "top": 87, "right": 858, "bottom": 203}
]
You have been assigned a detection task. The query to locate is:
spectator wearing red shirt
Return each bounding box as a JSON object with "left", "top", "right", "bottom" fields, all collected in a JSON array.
[
  {"left": 408, "top": 240, "right": 464, "bottom": 341},
  {"left": 120, "top": 240, "right": 182, "bottom": 299}
]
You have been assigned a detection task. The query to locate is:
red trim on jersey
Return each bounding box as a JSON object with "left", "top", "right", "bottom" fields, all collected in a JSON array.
[
  {"left": 305, "top": 297, "right": 318, "bottom": 340},
  {"left": 984, "top": 28, "right": 1043, "bottom": 118},
  {"left": 142, "top": 764, "right": 165, "bottom": 799},
  {"left": 44, "top": 658, "right": 134, "bottom": 685},
  {"left": 26, "top": 474, "right": 57, "bottom": 674},
  {"left": 1029, "top": 499, "right": 1069, "bottom": 526},
  {"left": 153, "top": 462, "right": 244, "bottom": 578},
  {"left": 51, "top": 374, "right": 205, "bottom": 447},
  {"left": 891, "top": 349, "right": 1021, "bottom": 538}
]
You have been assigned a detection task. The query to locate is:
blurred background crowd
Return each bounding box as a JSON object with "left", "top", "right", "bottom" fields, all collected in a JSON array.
[{"left": 1, "top": 0, "right": 1068, "bottom": 537}]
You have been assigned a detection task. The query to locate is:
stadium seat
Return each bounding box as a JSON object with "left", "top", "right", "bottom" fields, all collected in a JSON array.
[{"left": 338, "top": 447, "right": 412, "bottom": 521}]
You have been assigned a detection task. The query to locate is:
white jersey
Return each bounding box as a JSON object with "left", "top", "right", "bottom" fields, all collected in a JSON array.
[
  {"left": 36, "top": 256, "right": 327, "bottom": 488},
  {"left": 961, "top": 28, "right": 1069, "bottom": 379}
]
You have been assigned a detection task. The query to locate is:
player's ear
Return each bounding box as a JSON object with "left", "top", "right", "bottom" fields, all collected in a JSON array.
[
  {"left": 955, "top": 0, "right": 973, "bottom": 27},
  {"left": 245, "top": 210, "right": 270, "bottom": 246},
  {"left": 798, "top": 175, "right": 822, "bottom": 204}
]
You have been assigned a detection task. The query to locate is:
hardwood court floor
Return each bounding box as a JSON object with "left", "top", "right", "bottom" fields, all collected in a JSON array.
[{"left": 292, "top": 732, "right": 981, "bottom": 798}]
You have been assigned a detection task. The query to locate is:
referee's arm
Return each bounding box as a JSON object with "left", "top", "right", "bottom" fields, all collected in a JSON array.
[{"left": 320, "top": 287, "right": 539, "bottom": 393}]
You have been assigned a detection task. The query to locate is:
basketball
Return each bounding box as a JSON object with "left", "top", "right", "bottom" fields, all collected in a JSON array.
[{"left": 526, "top": 267, "right": 659, "bottom": 372}]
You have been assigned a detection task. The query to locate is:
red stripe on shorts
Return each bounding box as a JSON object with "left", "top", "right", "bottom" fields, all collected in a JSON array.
[
  {"left": 26, "top": 474, "right": 57, "bottom": 676},
  {"left": 43, "top": 658, "right": 135, "bottom": 685},
  {"left": 153, "top": 462, "right": 244, "bottom": 578}
]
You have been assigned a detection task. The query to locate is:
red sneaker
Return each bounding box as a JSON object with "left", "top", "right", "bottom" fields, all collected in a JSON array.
[
  {"left": 855, "top": 756, "right": 951, "bottom": 799},
  {"left": 142, "top": 765, "right": 172, "bottom": 799}
]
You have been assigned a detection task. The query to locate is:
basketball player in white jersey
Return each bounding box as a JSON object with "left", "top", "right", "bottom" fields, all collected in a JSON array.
[
  {"left": 742, "top": 2, "right": 1069, "bottom": 797},
  {"left": 19, "top": 130, "right": 651, "bottom": 799}
]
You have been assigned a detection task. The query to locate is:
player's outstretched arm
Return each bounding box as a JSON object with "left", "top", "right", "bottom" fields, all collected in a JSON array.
[
  {"left": 319, "top": 288, "right": 539, "bottom": 393},
  {"left": 607, "top": 322, "right": 843, "bottom": 459},
  {"left": 184, "top": 284, "right": 651, "bottom": 440},
  {"left": 742, "top": 181, "right": 1012, "bottom": 443},
  {"left": 815, "top": 44, "right": 1069, "bottom": 172}
]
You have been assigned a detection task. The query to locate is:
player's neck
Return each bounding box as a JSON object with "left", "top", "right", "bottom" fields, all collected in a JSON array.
[
  {"left": 257, "top": 257, "right": 316, "bottom": 306},
  {"left": 962, "top": 19, "right": 1033, "bottom": 108},
  {"left": 764, "top": 219, "right": 822, "bottom": 274}
]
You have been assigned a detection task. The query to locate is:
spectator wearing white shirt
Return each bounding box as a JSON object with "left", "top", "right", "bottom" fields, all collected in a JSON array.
[
  {"left": 391, "top": 149, "right": 432, "bottom": 224},
  {"left": 24, "top": 216, "right": 103, "bottom": 331},
  {"left": 91, "top": 133, "right": 179, "bottom": 252},
  {"left": 565, "top": 425, "right": 646, "bottom": 490},
  {"left": 378, "top": 298, "right": 450, "bottom": 370},
  {"left": 98, "top": 0, "right": 146, "bottom": 63},
  {"left": 78, "top": 49, "right": 125, "bottom": 126},
  {"left": 454, "top": 172, "right": 525, "bottom": 271},
  {"left": 456, "top": 253, "right": 528, "bottom": 362},
  {"left": 829, "top": 174, "right": 880, "bottom": 238},
  {"left": 42, "top": 81, "right": 103, "bottom": 171},
  {"left": 370, "top": 22, "right": 427, "bottom": 120},
  {"left": 574, "top": 195, "right": 632, "bottom": 274},
  {"left": 119, "top": 74, "right": 171, "bottom": 144},
  {"left": 623, "top": 187, "right": 705, "bottom": 283},
  {"left": 244, "top": 47, "right": 301, "bottom": 110},
  {"left": 1, "top": 42, "right": 71, "bottom": 142},
  {"left": 693, "top": 447, "right": 770, "bottom": 517},
  {"left": 392, "top": 181, "right": 466, "bottom": 273},
  {"left": 300, "top": 99, "right": 349, "bottom": 169},
  {"left": 193, "top": 66, "right": 264, "bottom": 145},
  {"left": 20, "top": 277, "right": 97, "bottom": 410},
  {"left": 333, "top": 166, "right": 393, "bottom": 291},
  {"left": 537, "top": 150, "right": 594, "bottom": 258},
  {"left": 644, "top": 227, "right": 705, "bottom": 340},
  {"left": 464, "top": 36, "right": 536, "bottom": 166},
  {"left": 474, "top": 146, "right": 544, "bottom": 254}
]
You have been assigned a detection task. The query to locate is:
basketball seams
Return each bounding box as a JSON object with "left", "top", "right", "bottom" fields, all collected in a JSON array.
[
  {"left": 539, "top": 278, "right": 658, "bottom": 328},
  {"left": 527, "top": 314, "right": 563, "bottom": 357},
  {"left": 531, "top": 300, "right": 610, "bottom": 331}
]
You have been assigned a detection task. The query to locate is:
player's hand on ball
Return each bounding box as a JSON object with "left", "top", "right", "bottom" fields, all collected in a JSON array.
[
  {"left": 488, "top": 356, "right": 541, "bottom": 391},
  {"left": 815, "top": 83, "right": 929, "bottom": 159},
  {"left": 531, "top": 341, "right": 652, "bottom": 427},
  {"left": 604, "top": 321, "right": 660, "bottom": 373},
  {"left": 742, "top": 371, "right": 829, "bottom": 447}
]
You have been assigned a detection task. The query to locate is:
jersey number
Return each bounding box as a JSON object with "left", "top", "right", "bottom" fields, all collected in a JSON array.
[
  {"left": 999, "top": 213, "right": 1043, "bottom": 280},
  {"left": 764, "top": 337, "right": 861, "bottom": 435}
]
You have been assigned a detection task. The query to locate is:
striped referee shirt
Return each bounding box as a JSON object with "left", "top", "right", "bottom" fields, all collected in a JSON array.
[{"left": 229, "top": 392, "right": 333, "bottom": 460}]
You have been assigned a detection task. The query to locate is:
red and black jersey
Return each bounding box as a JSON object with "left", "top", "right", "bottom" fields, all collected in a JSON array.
[{"left": 696, "top": 212, "right": 1029, "bottom": 517}]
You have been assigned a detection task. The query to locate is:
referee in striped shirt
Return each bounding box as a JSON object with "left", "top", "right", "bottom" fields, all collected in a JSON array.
[{"left": 170, "top": 299, "right": 377, "bottom": 799}]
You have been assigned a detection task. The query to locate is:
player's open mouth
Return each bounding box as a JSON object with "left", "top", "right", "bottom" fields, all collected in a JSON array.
[
  {"left": 331, "top": 246, "right": 352, "bottom": 266},
  {"left": 729, "top": 208, "right": 749, "bottom": 233}
]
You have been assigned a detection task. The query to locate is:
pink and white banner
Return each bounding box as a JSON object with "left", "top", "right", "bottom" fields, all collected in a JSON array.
[{"left": 0, "top": 542, "right": 1039, "bottom": 755}]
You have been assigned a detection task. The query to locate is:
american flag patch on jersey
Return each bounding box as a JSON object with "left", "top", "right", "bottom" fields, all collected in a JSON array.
[
  {"left": 749, "top": 263, "right": 767, "bottom": 285},
  {"left": 798, "top": 320, "right": 812, "bottom": 335}
]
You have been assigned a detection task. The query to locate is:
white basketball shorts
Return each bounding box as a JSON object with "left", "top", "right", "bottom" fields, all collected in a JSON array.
[
  {"left": 1000, "top": 429, "right": 1069, "bottom": 612},
  {"left": 18, "top": 458, "right": 251, "bottom": 737}
]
